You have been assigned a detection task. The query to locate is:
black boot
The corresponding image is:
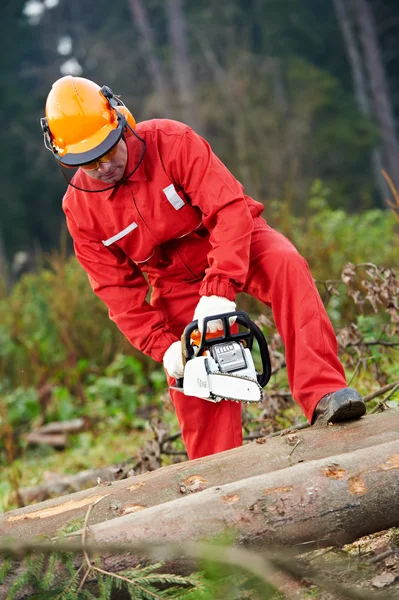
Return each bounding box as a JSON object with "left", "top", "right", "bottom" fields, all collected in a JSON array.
[{"left": 312, "top": 387, "right": 365, "bottom": 426}]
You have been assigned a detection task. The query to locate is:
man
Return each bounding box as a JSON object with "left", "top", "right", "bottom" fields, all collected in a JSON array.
[{"left": 41, "top": 75, "right": 365, "bottom": 459}]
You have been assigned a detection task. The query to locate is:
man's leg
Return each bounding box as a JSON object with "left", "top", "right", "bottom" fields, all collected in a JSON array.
[
  {"left": 153, "top": 280, "right": 242, "bottom": 459},
  {"left": 244, "top": 218, "right": 351, "bottom": 423}
]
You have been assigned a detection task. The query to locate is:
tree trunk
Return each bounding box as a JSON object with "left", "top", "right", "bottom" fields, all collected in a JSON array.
[
  {"left": 1, "top": 409, "right": 398, "bottom": 543},
  {"left": 165, "top": 0, "right": 203, "bottom": 134},
  {"left": 352, "top": 0, "right": 399, "bottom": 192},
  {"left": 192, "top": 27, "right": 255, "bottom": 195},
  {"left": 127, "top": 0, "right": 170, "bottom": 111},
  {"left": 333, "top": 0, "right": 387, "bottom": 205},
  {"left": 90, "top": 439, "right": 399, "bottom": 551},
  {"left": 0, "top": 228, "right": 9, "bottom": 292}
]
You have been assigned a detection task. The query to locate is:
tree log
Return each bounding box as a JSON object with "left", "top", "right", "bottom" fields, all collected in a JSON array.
[
  {"left": 89, "top": 439, "right": 399, "bottom": 550},
  {"left": 1, "top": 439, "right": 398, "bottom": 600},
  {"left": 1, "top": 409, "right": 398, "bottom": 543},
  {"left": 15, "top": 465, "right": 129, "bottom": 506}
]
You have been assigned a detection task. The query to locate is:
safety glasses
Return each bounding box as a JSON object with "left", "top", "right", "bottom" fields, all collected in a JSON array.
[{"left": 80, "top": 145, "right": 118, "bottom": 171}]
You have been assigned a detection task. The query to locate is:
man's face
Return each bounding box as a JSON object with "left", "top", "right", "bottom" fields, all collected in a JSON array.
[{"left": 82, "top": 139, "right": 128, "bottom": 183}]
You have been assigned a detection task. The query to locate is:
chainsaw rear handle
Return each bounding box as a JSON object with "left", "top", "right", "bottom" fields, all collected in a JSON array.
[{"left": 179, "top": 310, "right": 271, "bottom": 388}]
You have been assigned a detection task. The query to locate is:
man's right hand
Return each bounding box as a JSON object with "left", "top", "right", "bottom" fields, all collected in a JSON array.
[{"left": 163, "top": 341, "right": 184, "bottom": 379}]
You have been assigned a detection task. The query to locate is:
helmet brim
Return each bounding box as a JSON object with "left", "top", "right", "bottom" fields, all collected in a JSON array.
[{"left": 56, "top": 118, "right": 125, "bottom": 168}]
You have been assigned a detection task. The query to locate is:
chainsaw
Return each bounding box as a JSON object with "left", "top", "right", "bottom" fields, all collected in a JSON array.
[{"left": 171, "top": 311, "right": 271, "bottom": 403}]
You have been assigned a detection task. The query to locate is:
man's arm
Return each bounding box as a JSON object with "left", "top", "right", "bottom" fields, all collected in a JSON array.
[
  {"left": 170, "top": 127, "right": 255, "bottom": 301},
  {"left": 65, "top": 212, "right": 178, "bottom": 362}
]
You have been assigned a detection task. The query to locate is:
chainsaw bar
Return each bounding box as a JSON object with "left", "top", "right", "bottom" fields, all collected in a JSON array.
[
  {"left": 170, "top": 372, "right": 262, "bottom": 404},
  {"left": 206, "top": 371, "right": 262, "bottom": 403}
]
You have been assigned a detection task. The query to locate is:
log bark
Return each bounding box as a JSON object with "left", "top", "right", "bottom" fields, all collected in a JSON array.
[
  {"left": 15, "top": 465, "right": 130, "bottom": 506},
  {"left": 1, "top": 438, "right": 398, "bottom": 600},
  {"left": 23, "top": 432, "right": 67, "bottom": 448},
  {"left": 90, "top": 439, "right": 399, "bottom": 550},
  {"left": 1, "top": 409, "right": 398, "bottom": 543},
  {"left": 32, "top": 418, "right": 87, "bottom": 435}
]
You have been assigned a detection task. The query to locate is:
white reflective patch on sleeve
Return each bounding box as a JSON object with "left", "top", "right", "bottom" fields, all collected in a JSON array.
[
  {"left": 102, "top": 222, "right": 138, "bottom": 246},
  {"left": 163, "top": 184, "right": 185, "bottom": 210}
]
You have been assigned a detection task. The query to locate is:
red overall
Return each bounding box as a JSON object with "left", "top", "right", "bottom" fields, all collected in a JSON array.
[{"left": 63, "top": 119, "right": 347, "bottom": 460}]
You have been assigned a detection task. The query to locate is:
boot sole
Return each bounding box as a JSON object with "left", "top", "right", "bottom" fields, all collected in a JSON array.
[{"left": 328, "top": 399, "right": 366, "bottom": 423}]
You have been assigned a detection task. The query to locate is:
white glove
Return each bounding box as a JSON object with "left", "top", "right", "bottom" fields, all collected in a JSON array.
[
  {"left": 163, "top": 341, "right": 184, "bottom": 379},
  {"left": 193, "top": 295, "right": 236, "bottom": 333}
]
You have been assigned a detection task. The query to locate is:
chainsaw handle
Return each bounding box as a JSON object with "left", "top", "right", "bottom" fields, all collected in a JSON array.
[
  {"left": 181, "top": 310, "right": 271, "bottom": 388},
  {"left": 182, "top": 311, "right": 253, "bottom": 359},
  {"left": 251, "top": 319, "right": 272, "bottom": 388}
]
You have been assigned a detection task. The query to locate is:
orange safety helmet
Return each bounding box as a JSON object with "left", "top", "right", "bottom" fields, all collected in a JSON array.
[{"left": 41, "top": 76, "right": 136, "bottom": 167}]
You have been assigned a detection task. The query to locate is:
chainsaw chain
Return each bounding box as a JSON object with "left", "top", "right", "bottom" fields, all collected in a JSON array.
[{"left": 209, "top": 372, "right": 262, "bottom": 404}]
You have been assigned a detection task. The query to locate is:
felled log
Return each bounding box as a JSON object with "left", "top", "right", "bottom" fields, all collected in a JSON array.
[
  {"left": 1, "top": 409, "right": 398, "bottom": 543},
  {"left": 1, "top": 438, "right": 398, "bottom": 600},
  {"left": 23, "top": 432, "right": 67, "bottom": 448},
  {"left": 23, "top": 418, "right": 88, "bottom": 449},
  {"left": 33, "top": 418, "right": 87, "bottom": 435},
  {"left": 15, "top": 465, "right": 130, "bottom": 506},
  {"left": 90, "top": 439, "right": 399, "bottom": 550}
]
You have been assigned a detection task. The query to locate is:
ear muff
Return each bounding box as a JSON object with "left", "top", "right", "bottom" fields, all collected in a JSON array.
[
  {"left": 100, "top": 85, "right": 136, "bottom": 133},
  {"left": 116, "top": 105, "right": 136, "bottom": 132}
]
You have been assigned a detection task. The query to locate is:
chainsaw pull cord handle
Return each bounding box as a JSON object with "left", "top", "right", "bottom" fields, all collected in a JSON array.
[{"left": 179, "top": 310, "right": 272, "bottom": 388}]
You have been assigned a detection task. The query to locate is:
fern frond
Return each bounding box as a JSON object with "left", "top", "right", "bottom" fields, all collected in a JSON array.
[
  {"left": 96, "top": 571, "right": 113, "bottom": 600},
  {"left": 133, "top": 574, "right": 196, "bottom": 587},
  {"left": 41, "top": 553, "right": 59, "bottom": 590},
  {"left": 55, "top": 552, "right": 77, "bottom": 577},
  {"left": 0, "top": 558, "right": 12, "bottom": 584},
  {"left": 7, "top": 566, "right": 33, "bottom": 600},
  {"left": 120, "top": 561, "right": 165, "bottom": 579}
]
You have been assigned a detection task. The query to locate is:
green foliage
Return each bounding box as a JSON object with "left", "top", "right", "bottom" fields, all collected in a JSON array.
[
  {"left": 0, "top": 254, "right": 131, "bottom": 389},
  {"left": 2, "top": 0, "right": 394, "bottom": 260},
  {"left": 269, "top": 180, "right": 399, "bottom": 280},
  {"left": 5, "top": 554, "right": 203, "bottom": 600}
]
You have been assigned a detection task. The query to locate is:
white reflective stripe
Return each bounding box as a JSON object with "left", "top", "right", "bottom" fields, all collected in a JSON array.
[
  {"left": 102, "top": 222, "right": 138, "bottom": 247},
  {"left": 163, "top": 184, "right": 185, "bottom": 210}
]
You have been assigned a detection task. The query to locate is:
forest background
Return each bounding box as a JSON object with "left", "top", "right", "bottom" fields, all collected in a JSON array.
[
  {"left": 2, "top": 0, "right": 399, "bottom": 494},
  {"left": 1, "top": 0, "right": 399, "bottom": 592}
]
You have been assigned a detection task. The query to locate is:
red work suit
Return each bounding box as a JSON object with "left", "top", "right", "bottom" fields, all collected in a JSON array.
[{"left": 63, "top": 119, "right": 347, "bottom": 459}]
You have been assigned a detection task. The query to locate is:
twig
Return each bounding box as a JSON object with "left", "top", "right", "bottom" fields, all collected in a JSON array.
[
  {"left": 368, "top": 548, "right": 398, "bottom": 564},
  {"left": 347, "top": 357, "right": 366, "bottom": 386},
  {"left": 80, "top": 500, "right": 167, "bottom": 599},
  {"left": 369, "top": 382, "right": 399, "bottom": 415},
  {"left": 346, "top": 340, "right": 399, "bottom": 348},
  {"left": 55, "top": 563, "right": 86, "bottom": 600},
  {"left": 363, "top": 380, "right": 399, "bottom": 403},
  {"left": 160, "top": 431, "right": 182, "bottom": 446},
  {"left": 288, "top": 439, "right": 302, "bottom": 465},
  {"left": 76, "top": 566, "right": 91, "bottom": 594},
  {"left": 267, "top": 422, "right": 310, "bottom": 438},
  {"left": 91, "top": 563, "right": 165, "bottom": 599}
]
